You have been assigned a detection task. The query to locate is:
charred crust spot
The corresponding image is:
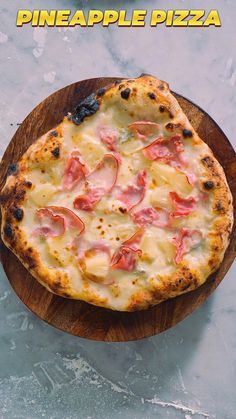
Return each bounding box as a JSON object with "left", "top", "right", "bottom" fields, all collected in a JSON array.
[
  {"left": 120, "top": 88, "right": 131, "bottom": 100},
  {"left": 4, "top": 223, "right": 12, "bottom": 238},
  {"left": 71, "top": 94, "right": 100, "bottom": 125},
  {"left": 118, "top": 83, "right": 125, "bottom": 90},
  {"left": 203, "top": 180, "right": 215, "bottom": 190},
  {"left": 50, "top": 130, "right": 58, "bottom": 137},
  {"left": 159, "top": 84, "right": 165, "bottom": 91},
  {"left": 159, "top": 105, "right": 165, "bottom": 113},
  {"left": 114, "top": 80, "right": 120, "bottom": 86},
  {"left": 7, "top": 163, "right": 18, "bottom": 176},
  {"left": 215, "top": 201, "right": 225, "bottom": 214},
  {"left": 183, "top": 129, "right": 193, "bottom": 138},
  {"left": 13, "top": 207, "right": 24, "bottom": 221},
  {"left": 97, "top": 87, "right": 106, "bottom": 97},
  {"left": 148, "top": 92, "right": 156, "bottom": 100},
  {"left": 25, "top": 181, "right": 32, "bottom": 188},
  {"left": 51, "top": 147, "right": 60, "bottom": 158},
  {"left": 24, "top": 255, "right": 36, "bottom": 269}
]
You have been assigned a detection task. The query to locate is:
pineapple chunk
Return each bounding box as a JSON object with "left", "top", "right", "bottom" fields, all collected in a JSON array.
[
  {"left": 119, "top": 138, "right": 143, "bottom": 155},
  {"left": 150, "top": 186, "right": 172, "bottom": 209},
  {"left": 30, "top": 183, "right": 56, "bottom": 206},
  {"left": 47, "top": 234, "right": 73, "bottom": 267},
  {"left": 76, "top": 135, "right": 107, "bottom": 170},
  {"left": 140, "top": 233, "right": 160, "bottom": 261},
  {"left": 85, "top": 252, "right": 109, "bottom": 278},
  {"left": 150, "top": 162, "right": 192, "bottom": 195}
]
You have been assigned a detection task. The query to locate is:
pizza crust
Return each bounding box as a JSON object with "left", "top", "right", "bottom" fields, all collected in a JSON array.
[{"left": 0, "top": 75, "right": 233, "bottom": 311}]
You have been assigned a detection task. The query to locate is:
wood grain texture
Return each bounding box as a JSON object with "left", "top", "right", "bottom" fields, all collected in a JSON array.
[{"left": 0, "top": 77, "right": 235, "bottom": 341}]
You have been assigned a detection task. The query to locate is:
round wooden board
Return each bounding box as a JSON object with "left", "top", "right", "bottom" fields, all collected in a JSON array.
[{"left": 0, "top": 77, "right": 235, "bottom": 342}]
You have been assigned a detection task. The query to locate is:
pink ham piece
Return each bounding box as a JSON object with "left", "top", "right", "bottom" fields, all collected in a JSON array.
[
  {"left": 169, "top": 192, "right": 198, "bottom": 218},
  {"left": 132, "top": 207, "right": 169, "bottom": 228},
  {"left": 62, "top": 151, "right": 88, "bottom": 191},
  {"left": 117, "top": 170, "right": 147, "bottom": 212},
  {"left": 128, "top": 121, "right": 160, "bottom": 141},
  {"left": 74, "top": 154, "right": 119, "bottom": 211},
  {"left": 33, "top": 206, "right": 85, "bottom": 238},
  {"left": 33, "top": 208, "right": 65, "bottom": 237},
  {"left": 110, "top": 230, "right": 143, "bottom": 272},
  {"left": 172, "top": 228, "right": 203, "bottom": 264},
  {"left": 99, "top": 127, "right": 118, "bottom": 152}
]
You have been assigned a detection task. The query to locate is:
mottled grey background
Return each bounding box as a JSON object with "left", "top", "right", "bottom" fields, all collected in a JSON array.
[{"left": 0, "top": 1, "right": 235, "bottom": 418}]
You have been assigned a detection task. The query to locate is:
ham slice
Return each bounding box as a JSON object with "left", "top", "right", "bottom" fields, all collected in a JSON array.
[
  {"left": 110, "top": 230, "right": 143, "bottom": 272},
  {"left": 99, "top": 126, "right": 118, "bottom": 152},
  {"left": 132, "top": 207, "right": 169, "bottom": 228},
  {"left": 74, "top": 154, "right": 119, "bottom": 211},
  {"left": 172, "top": 228, "right": 202, "bottom": 264},
  {"left": 128, "top": 121, "right": 160, "bottom": 141},
  {"left": 169, "top": 192, "right": 197, "bottom": 218},
  {"left": 117, "top": 170, "right": 147, "bottom": 212},
  {"left": 33, "top": 206, "right": 84, "bottom": 238},
  {"left": 62, "top": 151, "right": 88, "bottom": 191}
]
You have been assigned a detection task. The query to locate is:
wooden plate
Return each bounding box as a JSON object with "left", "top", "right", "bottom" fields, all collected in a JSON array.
[{"left": 0, "top": 77, "right": 235, "bottom": 341}]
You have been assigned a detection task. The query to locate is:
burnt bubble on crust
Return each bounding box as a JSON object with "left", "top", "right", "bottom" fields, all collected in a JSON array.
[
  {"left": 97, "top": 87, "right": 106, "bottom": 97},
  {"left": 4, "top": 223, "right": 12, "bottom": 239},
  {"left": 204, "top": 180, "right": 215, "bottom": 190},
  {"left": 50, "top": 130, "right": 58, "bottom": 138},
  {"left": 51, "top": 146, "right": 60, "bottom": 158},
  {"left": 13, "top": 207, "right": 24, "bottom": 221},
  {"left": 7, "top": 163, "right": 18, "bottom": 176},
  {"left": 120, "top": 88, "right": 131, "bottom": 100},
  {"left": 148, "top": 92, "right": 156, "bottom": 100},
  {"left": 183, "top": 128, "right": 193, "bottom": 138},
  {"left": 71, "top": 94, "right": 100, "bottom": 125},
  {"left": 159, "top": 105, "right": 165, "bottom": 113}
]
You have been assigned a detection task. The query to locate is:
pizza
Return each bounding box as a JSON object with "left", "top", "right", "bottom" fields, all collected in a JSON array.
[{"left": 0, "top": 75, "right": 233, "bottom": 311}]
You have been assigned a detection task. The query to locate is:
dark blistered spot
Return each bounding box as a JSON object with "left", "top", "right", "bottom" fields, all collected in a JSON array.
[
  {"left": 4, "top": 223, "right": 12, "bottom": 238},
  {"left": 51, "top": 147, "right": 60, "bottom": 158},
  {"left": 159, "top": 84, "right": 165, "bottom": 91},
  {"left": 148, "top": 92, "right": 156, "bottom": 100},
  {"left": 120, "top": 88, "right": 131, "bottom": 100},
  {"left": 118, "top": 83, "right": 125, "bottom": 90},
  {"left": 25, "top": 255, "right": 36, "bottom": 269},
  {"left": 114, "top": 80, "right": 120, "bottom": 86},
  {"left": 166, "top": 123, "right": 174, "bottom": 131},
  {"left": 7, "top": 163, "right": 18, "bottom": 176},
  {"left": 97, "top": 87, "right": 106, "bottom": 97},
  {"left": 13, "top": 208, "right": 24, "bottom": 221},
  {"left": 159, "top": 105, "right": 165, "bottom": 113},
  {"left": 71, "top": 94, "right": 100, "bottom": 125},
  {"left": 119, "top": 207, "right": 127, "bottom": 214},
  {"left": 183, "top": 129, "right": 193, "bottom": 138},
  {"left": 25, "top": 181, "right": 32, "bottom": 188},
  {"left": 216, "top": 201, "right": 225, "bottom": 213},
  {"left": 50, "top": 130, "right": 58, "bottom": 137},
  {"left": 204, "top": 181, "right": 215, "bottom": 190}
]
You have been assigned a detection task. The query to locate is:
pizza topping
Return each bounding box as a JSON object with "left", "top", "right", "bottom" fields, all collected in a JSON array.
[
  {"left": 117, "top": 170, "right": 147, "bottom": 212},
  {"left": 169, "top": 192, "right": 197, "bottom": 218},
  {"left": 33, "top": 206, "right": 85, "bottom": 238},
  {"left": 74, "top": 154, "right": 119, "bottom": 211},
  {"left": 132, "top": 207, "right": 169, "bottom": 228},
  {"left": 128, "top": 121, "right": 160, "bottom": 141},
  {"left": 111, "top": 230, "right": 143, "bottom": 271},
  {"left": 142, "top": 135, "right": 184, "bottom": 162},
  {"left": 33, "top": 208, "right": 65, "bottom": 237},
  {"left": 62, "top": 151, "right": 88, "bottom": 191},
  {"left": 99, "top": 126, "right": 118, "bottom": 152},
  {"left": 172, "top": 228, "right": 203, "bottom": 264}
]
